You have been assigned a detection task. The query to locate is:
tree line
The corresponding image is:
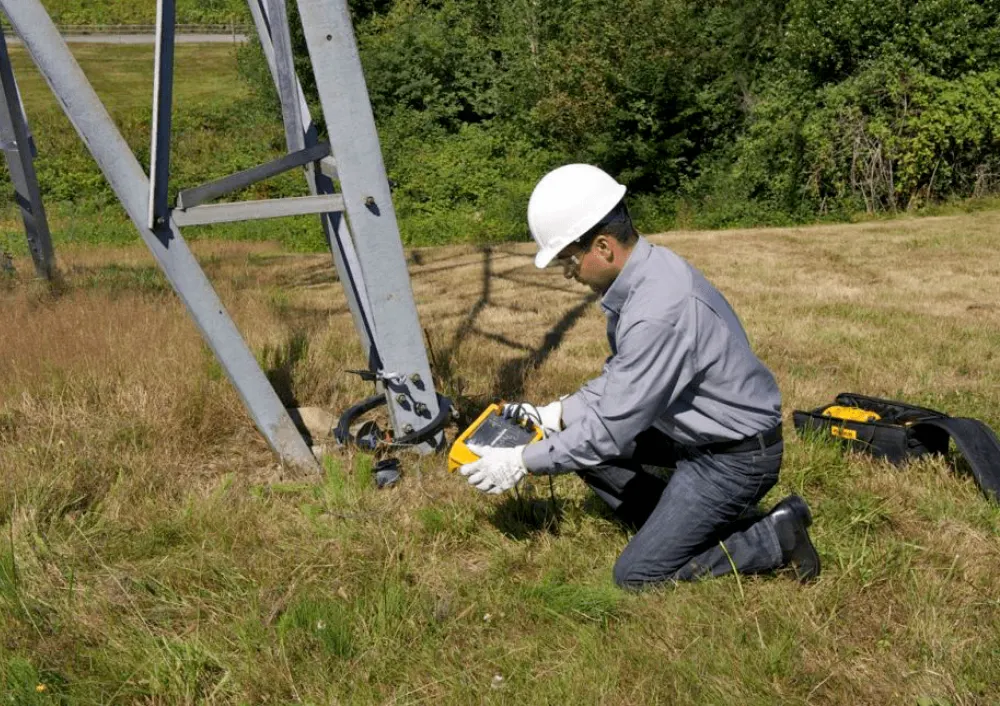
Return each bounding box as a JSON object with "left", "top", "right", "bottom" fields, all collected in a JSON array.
[
  {"left": 237, "top": 0, "right": 1000, "bottom": 241},
  {"left": 23, "top": 0, "right": 1000, "bottom": 244}
]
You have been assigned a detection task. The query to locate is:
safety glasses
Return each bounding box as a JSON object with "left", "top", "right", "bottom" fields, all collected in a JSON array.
[{"left": 554, "top": 246, "right": 583, "bottom": 274}]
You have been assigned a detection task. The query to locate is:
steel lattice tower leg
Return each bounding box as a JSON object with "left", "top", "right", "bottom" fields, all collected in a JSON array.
[
  {"left": 0, "top": 0, "right": 320, "bottom": 471},
  {"left": 295, "top": 0, "right": 443, "bottom": 450},
  {"left": 0, "top": 26, "right": 55, "bottom": 281},
  {"left": 0, "top": 0, "right": 446, "bottom": 466}
]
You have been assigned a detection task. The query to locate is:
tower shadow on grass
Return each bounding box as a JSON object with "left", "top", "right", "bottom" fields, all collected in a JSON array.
[
  {"left": 421, "top": 246, "right": 599, "bottom": 427},
  {"left": 421, "top": 248, "right": 498, "bottom": 427},
  {"left": 493, "top": 292, "right": 598, "bottom": 401}
]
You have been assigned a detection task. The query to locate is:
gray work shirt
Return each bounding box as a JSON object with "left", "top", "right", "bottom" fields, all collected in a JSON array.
[{"left": 522, "top": 237, "right": 781, "bottom": 475}]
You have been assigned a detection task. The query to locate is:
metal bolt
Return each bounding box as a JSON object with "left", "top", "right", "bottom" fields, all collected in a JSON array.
[
  {"left": 364, "top": 196, "right": 376, "bottom": 207},
  {"left": 414, "top": 402, "right": 428, "bottom": 416},
  {"left": 403, "top": 424, "right": 414, "bottom": 434},
  {"left": 395, "top": 394, "right": 407, "bottom": 405},
  {"left": 409, "top": 373, "right": 422, "bottom": 385},
  {"left": 326, "top": 34, "right": 333, "bottom": 40}
]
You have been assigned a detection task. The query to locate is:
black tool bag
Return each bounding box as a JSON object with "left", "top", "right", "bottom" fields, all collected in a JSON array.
[{"left": 793, "top": 392, "right": 1000, "bottom": 502}]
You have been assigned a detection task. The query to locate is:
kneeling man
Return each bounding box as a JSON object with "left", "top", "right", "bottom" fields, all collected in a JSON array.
[{"left": 460, "top": 164, "right": 820, "bottom": 589}]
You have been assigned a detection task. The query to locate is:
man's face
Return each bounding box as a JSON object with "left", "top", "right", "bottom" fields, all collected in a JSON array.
[{"left": 554, "top": 236, "right": 615, "bottom": 293}]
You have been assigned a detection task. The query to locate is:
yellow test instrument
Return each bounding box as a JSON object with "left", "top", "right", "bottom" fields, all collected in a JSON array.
[{"left": 448, "top": 404, "right": 544, "bottom": 473}]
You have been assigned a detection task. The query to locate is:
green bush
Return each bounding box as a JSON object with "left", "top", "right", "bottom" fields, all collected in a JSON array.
[
  {"left": 730, "top": 61, "right": 1000, "bottom": 217},
  {"left": 384, "top": 117, "right": 560, "bottom": 244},
  {"left": 678, "top": 0, "right": 1000, "bottom": 221},
  {"left": 803, "top": 65, "right": 1000, "bottom": 211}
]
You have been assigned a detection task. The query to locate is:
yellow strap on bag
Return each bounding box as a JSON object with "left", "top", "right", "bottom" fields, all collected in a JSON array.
[{"left": 822, "top": 405, "right": 882, "bottom": 424}]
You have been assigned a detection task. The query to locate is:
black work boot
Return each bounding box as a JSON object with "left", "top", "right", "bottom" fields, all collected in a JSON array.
[{"left": 766, "top": 495, "right": 821, "bottom": 582}]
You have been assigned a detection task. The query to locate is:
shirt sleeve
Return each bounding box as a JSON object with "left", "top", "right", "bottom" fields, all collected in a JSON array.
[
  {"left": 560, "top": 360, "right": 610, "bottom": 426},
  {"left": 523, "top": 303, "right": 700, "bottom": 474}
]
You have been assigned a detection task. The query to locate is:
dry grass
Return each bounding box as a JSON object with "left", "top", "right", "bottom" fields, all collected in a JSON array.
[{"left": 2, "top": 212, "right": 999, "bottom": 704}]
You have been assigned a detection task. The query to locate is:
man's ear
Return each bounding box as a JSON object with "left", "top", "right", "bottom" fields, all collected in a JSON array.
[{"left": 595, "top": 235, "right": 614, "bottom": 262}]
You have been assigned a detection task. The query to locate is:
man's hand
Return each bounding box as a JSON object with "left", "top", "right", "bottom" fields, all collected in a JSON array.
[
  {"left": 459, "top": 444, "right": 528, "bottom": 494},
  {"left": 501, "top": 401, "right": 563, "bottom": 436}
]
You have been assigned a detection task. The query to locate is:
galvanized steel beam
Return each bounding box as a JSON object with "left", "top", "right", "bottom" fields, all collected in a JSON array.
[
  {"left": 247, "top": 0, "right": 378, "bottom": 371},
  {"left": 295, "top": 0, "right": 443, "bottom": 450},
  {"left": 0, "top": 27, "right": 55, "bottom": 280},
  {"left": 266, "top": 0, "right": 303, "bottom": 154},
  {"left": 172, "top": 193, "right": 344, "bottom": 226},
  {"left": 176, "top": 141, "right": 330, "bottom": 209}
]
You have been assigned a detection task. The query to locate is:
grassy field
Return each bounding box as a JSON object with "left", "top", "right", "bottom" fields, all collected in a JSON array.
[{"left": 2, "top": 210, "right": 1000, "bottom": 703}]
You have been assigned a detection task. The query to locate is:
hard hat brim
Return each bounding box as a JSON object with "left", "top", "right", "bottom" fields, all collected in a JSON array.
[{"left": 534, "top": 246, "right": 563, "bottom": 269}]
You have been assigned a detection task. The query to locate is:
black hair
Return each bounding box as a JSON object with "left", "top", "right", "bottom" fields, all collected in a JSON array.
[{"left": 576, "top": 200, "right": 638, "bottom": 250}]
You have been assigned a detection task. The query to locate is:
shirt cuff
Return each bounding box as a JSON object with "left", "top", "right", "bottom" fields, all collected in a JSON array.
[{"left": 522, "top": 441, "right": 554, "bottom": 474}]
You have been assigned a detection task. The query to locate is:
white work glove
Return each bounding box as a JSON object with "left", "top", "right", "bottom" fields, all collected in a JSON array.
[
  {"left": 501, "top": 400, "right": 563, "bottom": 436},
  {"left": 459, "top": 444, "right": 528, "bottom": 495}
]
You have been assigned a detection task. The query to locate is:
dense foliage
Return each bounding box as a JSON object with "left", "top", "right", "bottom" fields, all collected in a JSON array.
[
  {"left": 234, "top": 0, "right": 1000, "bottom": 241},
  {"left": 10, "top": 0, "right": 1000, "bottom": 245}
]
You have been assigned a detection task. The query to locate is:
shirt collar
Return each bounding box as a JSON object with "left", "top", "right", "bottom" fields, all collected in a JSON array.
[{"left": 601, "top": 236, "right": 652, "bottom": 316}]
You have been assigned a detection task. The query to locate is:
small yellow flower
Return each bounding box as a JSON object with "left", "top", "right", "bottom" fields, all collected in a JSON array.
[{"left": 36, "top": 684, "right": 47, "bottom": 693}]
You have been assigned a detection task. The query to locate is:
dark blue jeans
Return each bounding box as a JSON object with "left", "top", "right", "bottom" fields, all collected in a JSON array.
[{"left": 577, "top": 428, "right": 785, "bottom": 588}]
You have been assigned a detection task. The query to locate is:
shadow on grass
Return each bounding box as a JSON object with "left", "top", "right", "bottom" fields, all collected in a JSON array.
[
  {"left": 428, "top": 246, "right": 598, "bottom": 425},
  {"left": 494, "top": 292, "right": 598, "bottom": 400},
  {"left": 256, "top": 260, "right": 340, "bottom": 291},
  {"left": 261, "top": 329, "right": 309, "bottom": 409},
  {"left": 579, "top": 491, "right": 625, "bottom": 526},
  {"left": 484, "top": 488, "right": 566, "bottom": 540}
]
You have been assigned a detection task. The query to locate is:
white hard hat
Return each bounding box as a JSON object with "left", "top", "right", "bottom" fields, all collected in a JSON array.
[{"left": 527, "top": 164, "right": 627, "bottom": 268}]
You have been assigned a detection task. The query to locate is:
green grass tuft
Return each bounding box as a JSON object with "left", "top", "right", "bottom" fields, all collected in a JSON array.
[
  {"left": 278, "top": 596, "right": 356, "bottom": 660},
  {"left": 520, "top": 577, "right": 622, "bottom": 625}
]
